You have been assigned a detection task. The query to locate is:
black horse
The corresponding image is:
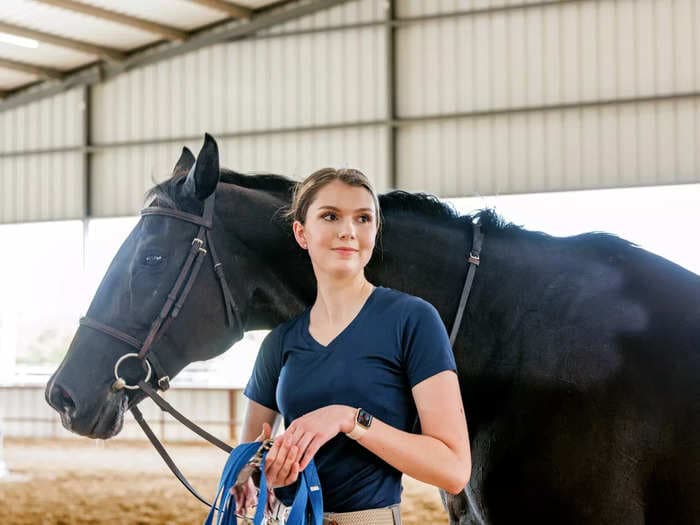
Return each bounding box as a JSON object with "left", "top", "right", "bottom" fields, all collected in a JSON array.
[{"left": 46, "top": 135, "right": 700, "bottom": 524}]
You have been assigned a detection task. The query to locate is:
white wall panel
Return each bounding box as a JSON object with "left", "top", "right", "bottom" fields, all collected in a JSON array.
[
  {"left": 397, "top": 0, "right": 550, "bottom": 18},
  {"left": 0, "top": 152, "right": 83, "bottom": 222},
  {"left": 396, "top": 0, "right": 700, "bottom": 117},
  {"left": 0, "top": 88, "right": 84, "bottom": 152},
  {"left": 398, "top": 98, "right": 700, "bottom": 197},
  {"left": 92, "top": 25, "right": 386, "bottom": 143},
  {"left": 260, "top": 0, "right": 384, "bottom": 34},
  {"left": 91, "top": 125, "right": 388, "bottom": 217}
]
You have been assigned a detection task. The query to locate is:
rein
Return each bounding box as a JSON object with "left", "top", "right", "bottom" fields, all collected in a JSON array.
[{"left": 78, "top": 187, "right": 485, "bottom": 512}]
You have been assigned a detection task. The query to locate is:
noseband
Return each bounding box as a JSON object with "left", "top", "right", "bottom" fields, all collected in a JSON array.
[{"left": 79, "top": 192, "right": 241, "bottom": 392}]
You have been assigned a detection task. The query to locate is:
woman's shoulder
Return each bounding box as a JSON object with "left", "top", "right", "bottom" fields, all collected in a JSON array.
[
  {"left": 263, "top": 309, "right": 309, "bottom": 346},
  {"left": 374, "top": 286, "right": 439, "bottom": 318}
]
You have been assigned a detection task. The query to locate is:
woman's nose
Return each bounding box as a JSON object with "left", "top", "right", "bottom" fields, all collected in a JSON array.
[{"left": 337, "top": 222, "right": 355, "bottom": 239}]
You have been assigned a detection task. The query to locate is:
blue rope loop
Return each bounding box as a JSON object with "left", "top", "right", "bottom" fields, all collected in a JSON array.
[{"left": 205, "top": 441, "right": 323, "bottom": 525}]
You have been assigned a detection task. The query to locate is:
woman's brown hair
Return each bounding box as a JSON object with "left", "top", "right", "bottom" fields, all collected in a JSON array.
[{"left": 285, "top": 168, "right": 382, "bottom": 231}]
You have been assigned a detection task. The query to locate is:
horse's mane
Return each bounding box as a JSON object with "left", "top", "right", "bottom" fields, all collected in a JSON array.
[{"left": 145, "top": 170, "right": 636, "bottom": 252}]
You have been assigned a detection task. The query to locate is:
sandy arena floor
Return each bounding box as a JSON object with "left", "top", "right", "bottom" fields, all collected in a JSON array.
[{"left": 0, "top": 438, "right": 447, "bottom": 524}]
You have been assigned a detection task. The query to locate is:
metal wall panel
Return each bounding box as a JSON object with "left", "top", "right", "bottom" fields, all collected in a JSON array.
[
  {"left": 91, "top": 26, "right": 386, "bottom": 143},
  {"left": 91, "top": 125, "right": 388, "bottom": 217},
  {"left": 397, "top": 0, "right": 591, "bottom": 18},
  {"left": 0, "top": 152, "right": 84, "bottom": 222},
  {"left": 398, "top": 98, "right": 700, "bottom": 196},
  {"left": 261, "top": 0, "right": 384, "bottom": 34},
  {"left": 0, "top": 87, "right": 84, "bottom": 152},
  {"left": 397, "top": 0, "right": 699, "bottom": 117}
]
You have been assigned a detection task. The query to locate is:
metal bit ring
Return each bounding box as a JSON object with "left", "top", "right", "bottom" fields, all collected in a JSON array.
[{"left": 113, "top": 353, "right": 151, "bottom": 391}]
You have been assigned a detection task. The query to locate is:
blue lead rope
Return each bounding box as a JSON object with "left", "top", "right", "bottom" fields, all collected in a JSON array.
[{"left": 205, "top": 441, "right": 323, "bottom": 525}]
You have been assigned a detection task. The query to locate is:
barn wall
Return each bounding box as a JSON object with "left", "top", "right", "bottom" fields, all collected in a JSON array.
[
  {"left": 0, "top": 88, "right": 85, "bottom": 223},
  {"left": 395, "top": 0, "right": 700, "bottom": 195}
]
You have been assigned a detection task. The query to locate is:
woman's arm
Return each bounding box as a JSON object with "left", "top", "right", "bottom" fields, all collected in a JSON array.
[
  {"left": 239, "top": 398, "right": 279, "bottom": 442},
  {"left": 270, "top": 370, "right": 471, "bottom": 494},
  {"left": 351, "top": 370, "right": 471, "bottom": 494}
]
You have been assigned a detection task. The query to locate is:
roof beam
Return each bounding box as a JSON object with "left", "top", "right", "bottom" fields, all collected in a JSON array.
[
  {"left": 33, "top": 0, "right": 189, "bottom": 41},
  {"left": 0, "top": 0, "right": 353, "bottom": 112},
  {"left": 187, "top": 0, "right": 252, "bottom": 19},
  {"left": 109, "top": 0, "right": 350, "bottom": 73},
  {"left": 0, "top": 57, "right": 64, "bottom": 80},
  {"left": 0, "top": 21, "right": 126, "bottom": 61}
]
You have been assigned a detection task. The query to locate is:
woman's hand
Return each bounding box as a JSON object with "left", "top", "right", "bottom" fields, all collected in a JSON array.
[
  {"left": 264, "top": 405, "right": 355, "bottom": 487},
  {"left": 232, "top": 422, "right": 273, "bottom": 515}
]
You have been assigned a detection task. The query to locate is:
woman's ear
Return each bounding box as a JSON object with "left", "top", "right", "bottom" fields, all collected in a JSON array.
[{"left": 292, "top": 220, "right": 307, "bottom": 250}]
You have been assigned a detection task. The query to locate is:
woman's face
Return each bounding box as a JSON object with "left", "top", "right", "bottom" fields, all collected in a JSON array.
[{"left": 293, "top": 180, "right": 378, "bottom": 281}]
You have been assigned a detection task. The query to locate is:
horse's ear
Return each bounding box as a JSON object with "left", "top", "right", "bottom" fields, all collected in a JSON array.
[
  {"left": 172, "top": 147, "right": 195, "bottom": 178},
  {"left": 184, "top": 134, "right": 220, "bottom": 200}
]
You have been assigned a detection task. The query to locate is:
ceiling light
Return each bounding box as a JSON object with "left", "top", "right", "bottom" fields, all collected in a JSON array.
[{"left": 0, "top": 33, "right": 39, "bottom": 49}]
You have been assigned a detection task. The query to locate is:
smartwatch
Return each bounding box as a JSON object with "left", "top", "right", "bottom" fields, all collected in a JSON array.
[{"left": 346, "top": 408, "right": 373, "bottom": 440}]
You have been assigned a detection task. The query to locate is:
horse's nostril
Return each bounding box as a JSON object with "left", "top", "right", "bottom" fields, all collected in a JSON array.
[{"left": 49, "top": 383, "right": 76, "bottom": 416}]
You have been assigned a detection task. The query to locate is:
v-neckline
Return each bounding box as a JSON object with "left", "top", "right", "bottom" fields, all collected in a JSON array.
[{"left": 304, "top": 286, "right": 380, "bottom": 350}]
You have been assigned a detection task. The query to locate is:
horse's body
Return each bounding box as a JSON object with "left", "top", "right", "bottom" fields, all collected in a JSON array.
[{"left": 46, "top": 137, "right": 700, "bottom": 524}]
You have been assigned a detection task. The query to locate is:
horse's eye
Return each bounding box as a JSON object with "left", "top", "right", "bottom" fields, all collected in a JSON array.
[{"left": 143, "top": 255, "right": 164, "bottom": 266}]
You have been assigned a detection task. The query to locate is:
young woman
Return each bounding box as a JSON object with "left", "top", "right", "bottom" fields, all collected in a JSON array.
[{"left": 235, "top": 168, "right": 471, "bottom": 524}]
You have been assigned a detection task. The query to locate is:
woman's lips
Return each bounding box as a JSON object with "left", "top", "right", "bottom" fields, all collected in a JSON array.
[{"left": 333, "top": 248, "right": 357, "bottom": 255}]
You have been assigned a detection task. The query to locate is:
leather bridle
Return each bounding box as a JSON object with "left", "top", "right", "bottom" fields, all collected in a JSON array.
[{"left": 78, "top": 190, "right": 243, "bottom": 507}]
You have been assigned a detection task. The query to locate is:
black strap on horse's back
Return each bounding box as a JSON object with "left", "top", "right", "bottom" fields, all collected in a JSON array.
[{"left": 449, "top": 221, "right": 484, "bottom": 346}]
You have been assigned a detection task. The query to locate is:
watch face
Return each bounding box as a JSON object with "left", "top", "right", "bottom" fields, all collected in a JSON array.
[{"left": 357, "top": 408, "right": 373, "bottom": 428}]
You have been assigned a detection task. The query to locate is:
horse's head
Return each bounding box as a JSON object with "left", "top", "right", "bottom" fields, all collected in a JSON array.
[{"left": 45, "top": 134, "right": 248, "bottom": 439}]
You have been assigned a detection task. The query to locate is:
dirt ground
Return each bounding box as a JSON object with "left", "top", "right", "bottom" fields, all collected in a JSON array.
[{"left": 0, "top": 438, "right": 447, "bottom": 524}]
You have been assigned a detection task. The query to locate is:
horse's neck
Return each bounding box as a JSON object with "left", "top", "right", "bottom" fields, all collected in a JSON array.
[
  {"left": 368, "top": 213, "right": 476, "bottom": 309},
  {"left": 216, "top": 186, "right": 313, "bottom": 328}
]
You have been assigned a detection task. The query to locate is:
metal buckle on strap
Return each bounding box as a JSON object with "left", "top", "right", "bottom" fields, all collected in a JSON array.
[
  {"left": 158, "top": 375, "right": 171, "bottom": 391},
  {"left": 192, "top": 237, "right": 207, "bottom": 254},
  {"left": 234, "top": 438, "right": 274, "bottom": 487},
  {"left": 468, "top": 251, "right": 480, "bottom": 265}
]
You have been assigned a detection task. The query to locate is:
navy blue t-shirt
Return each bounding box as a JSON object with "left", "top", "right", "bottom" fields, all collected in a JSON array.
[{"left": 243, "top": 286, "right": 457, "bottom": 512}]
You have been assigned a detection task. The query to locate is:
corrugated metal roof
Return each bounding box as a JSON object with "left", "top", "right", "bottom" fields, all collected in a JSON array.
[{"left": 0, "top": 0, "right": 288, "bottom": 92}]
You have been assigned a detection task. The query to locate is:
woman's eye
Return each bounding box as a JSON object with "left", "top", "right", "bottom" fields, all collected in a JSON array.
[
  {"left": 143, "top": 255, "right": 164, "bottom": 266},
  {"left": 322, "top": 213, "right": 336, "bottom": 221},
  {"left": 358, "top": 215, "right": 371, "bottom": 223}
]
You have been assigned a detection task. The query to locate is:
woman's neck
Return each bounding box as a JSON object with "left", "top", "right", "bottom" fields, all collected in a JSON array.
[{"left": 312, "top": 274, "right": 375, "bottom": 326}]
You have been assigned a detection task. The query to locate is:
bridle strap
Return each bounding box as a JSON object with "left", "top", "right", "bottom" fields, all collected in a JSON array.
[
  {"left": 140, "top": 206, "right": 212, "bottom": 228},
  {"left": 445, "top": 220, "right": 486, "bottom": 522},
  {"left": 79, "top": 317, "right": 142, "bottom": 350},
  {"left": 138, "top": 381, "right": 233, "bottom": 452},
  {"left": 131, "top": 404, "right": 221, "bottom": 509},
  {"left": 77, "top": 191, "right": 242, "bottom": 509},
  {"left": 207, "top": 229, "right": 242, "bottom": 329}
]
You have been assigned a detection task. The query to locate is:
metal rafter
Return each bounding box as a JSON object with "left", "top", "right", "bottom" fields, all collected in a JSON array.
[
  {"left": 0, "top": 57, "right": 63, "bottom": 80},
  {"left": 187, "top": 0, "right": 252, "bottom": 19},
  {"left": 33, "top": 0, "right": 189, "bottom": 41},
  {"left": 0, "top": 0, "right": 352, "bottom": 112},
  {"left": 0, "top": 21, "right": 125, "bottom": 61}
]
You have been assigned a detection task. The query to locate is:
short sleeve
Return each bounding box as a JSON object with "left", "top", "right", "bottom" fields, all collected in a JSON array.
[
  {"left": 401, "top": 298, "right": 457, "bottom": 388},
  {"left": 243, "top": 328, "right": 284, "bottom": 412}
]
